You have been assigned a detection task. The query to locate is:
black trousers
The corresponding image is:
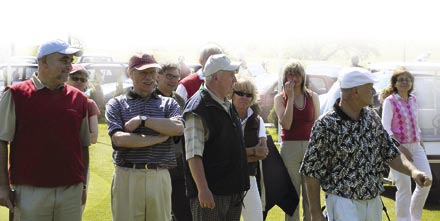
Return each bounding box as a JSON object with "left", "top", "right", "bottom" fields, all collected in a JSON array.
[{"left": 170, "top": 153, "right": 193, "bottom": 221}]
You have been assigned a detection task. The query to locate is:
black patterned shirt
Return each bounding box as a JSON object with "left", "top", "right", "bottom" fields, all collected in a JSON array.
[{"left": 300, "top": 100, "right": 400, "bottom": 200}]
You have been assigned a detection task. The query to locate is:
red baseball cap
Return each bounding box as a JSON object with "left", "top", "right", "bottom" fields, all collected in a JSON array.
[
  {"left": 70, "top": 64, "right": 89, "bottom": 76},
  {"left": 129, "top": 53, "right": 161, "bottom": 70}
]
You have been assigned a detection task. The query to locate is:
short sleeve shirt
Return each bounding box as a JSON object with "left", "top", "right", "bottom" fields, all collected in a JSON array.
[
  {"left": 184, "top": 84, "right": 231, "bottom": 160},
  {"left": 87, "top": 98, "right": 100, "bottom": 117},
  {"left": 106, "top": 89, "right": 182, "bottom": 168},
  {"left": 300, "top": 101, "right": 400, "bottom": 200},
  {"left": 0, "top": 73, "right": 90, "bottom": 146}
]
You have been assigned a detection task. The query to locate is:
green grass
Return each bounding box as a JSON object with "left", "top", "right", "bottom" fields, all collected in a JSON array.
[{"left": 0, "top": 125, "right": 437, "bottom": 220}]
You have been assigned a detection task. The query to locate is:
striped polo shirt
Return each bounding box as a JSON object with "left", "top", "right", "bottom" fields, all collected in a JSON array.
[{"left": 106, "top": 88, "right": 182, "bottom": 168}]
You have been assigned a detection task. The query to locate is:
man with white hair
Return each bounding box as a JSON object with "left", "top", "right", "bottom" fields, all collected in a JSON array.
[
  {"left": 176, "top": 43, "right": 223, "bottom": 101},
  {"left": 183, "top": 54, "right": 249, "bottom": 221},
  {"left": 300, "top": 67, "right": 432, "bottom": 221}
]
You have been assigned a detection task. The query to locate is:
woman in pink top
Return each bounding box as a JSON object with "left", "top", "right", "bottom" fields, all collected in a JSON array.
[
  {"left": 68, "top": 64, "right": 101, "bottom": 212},
  {"left": 68, "top": 64, "right": 100, "bottom": 144},
  {"left": 381, "top": 67, "right": 432, "bottom": 221},
  {"left": 274, "top": 60, "right": 320, "bottom": 221}
]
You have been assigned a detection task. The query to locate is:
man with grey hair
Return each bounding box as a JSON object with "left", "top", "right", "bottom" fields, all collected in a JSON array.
[
  {"left": 300, "top": 67, "right": 431, "bottom": 221},
  {"left": 176, "top": 43, "right": 223, "bottom": 101},
  {"left": 183, "top": 54, "right": 249, "bottom": 221}
]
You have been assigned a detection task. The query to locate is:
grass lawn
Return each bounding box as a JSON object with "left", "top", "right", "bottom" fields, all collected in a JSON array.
[{"left": 0, "top": 124, "right": 438, "bottom": 220}]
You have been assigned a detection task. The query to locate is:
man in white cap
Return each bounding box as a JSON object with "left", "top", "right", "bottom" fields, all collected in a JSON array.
[
  {"left": 106, "top": 52, "right": 184, "bottom": 221},
  {"left": 0, "top": 39, "right": 90, "bottom": 221},
  {"left": 299, "top": 67, "right": 432, "bottom": 221},
  {"left": 182, "top": 54, "right": 250, "bottom": 221}
]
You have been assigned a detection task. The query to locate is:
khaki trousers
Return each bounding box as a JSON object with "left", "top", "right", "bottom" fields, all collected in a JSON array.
[
  {"left": 111, "top": 165, "right": 172, "bottom": 221},
  {"left": 13, "top": 184, "right": 82, "bottom": 221},
  {"left": 280, "top": 140, "right": 310, "bottom": 221}
]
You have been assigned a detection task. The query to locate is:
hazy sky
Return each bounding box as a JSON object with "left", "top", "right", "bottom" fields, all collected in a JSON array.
[{"left": 1, "top": 0, "right": 438, "bottom": 50}]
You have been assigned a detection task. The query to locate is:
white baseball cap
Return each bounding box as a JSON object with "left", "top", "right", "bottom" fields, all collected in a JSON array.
[
  {"left": 203, "top": 54, "right": 241, "bottom": 77},
  {"left": 339, "top": 67, "right": 377, "bottom": 89},
  {"left": 37, "top": 39, "right": 82, "bottom": 59}
]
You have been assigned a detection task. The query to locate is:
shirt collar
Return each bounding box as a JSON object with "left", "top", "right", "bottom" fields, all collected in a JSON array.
[
  {"left": 393, "top": 92, "right": 413, "bottom": 100},
  {"left": 126, "top": 87, "right": 159, "bottom": 100},
  {"left": 155, "top": 88, "right": 173, "bottom": 98},
  {"left": 202, "top": 84, "right": 230, "bottom": 110},
  {"left": 31, "top": 72, "right": 65, "bottom": 91},
  {"left": 240, "top": 107, "right": 254, "bottom": 126},
  {"left": 333, "top": 98, "right": 366, "bottom": 121}
]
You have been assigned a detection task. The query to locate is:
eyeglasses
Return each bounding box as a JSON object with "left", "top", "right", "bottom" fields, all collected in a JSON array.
[
  {"left": 70, "top": 76, "right": 87, "bottom": 83},
  {"left": 234, "top": 91, "right": 253, "bottom": 98},
  {"left": 396, "top": 78, "right": 412, "bottom": 83},
  {"left": 161, "top": 73, "right": 180, "bottom": 81}
]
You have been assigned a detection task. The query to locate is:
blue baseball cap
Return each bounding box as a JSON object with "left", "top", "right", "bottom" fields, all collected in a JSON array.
[{"left": 37, "top": 39, "right": 82, "bottom": 59}]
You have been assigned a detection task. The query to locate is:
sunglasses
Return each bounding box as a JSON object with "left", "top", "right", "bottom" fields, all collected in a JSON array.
[
  {"left": 70, "top": 76, "right": 87, "bottom": 83},
  {"left": 396, "top": 78, "right": 412, "bottom": 83},
  {"left": 161, "top": 73, "right": 180, "bottom": 81},
  {"left": 234, "top": 91, "right": 253, "bottom": 98}
]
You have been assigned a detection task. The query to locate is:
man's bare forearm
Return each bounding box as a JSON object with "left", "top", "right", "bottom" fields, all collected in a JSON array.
[
  {"left": 111, "top": 132, "right": 169, "bottom": 148},
  {"left": 304, "top": 176, "right": 322, "bottom": 214},
  {"left": 188, "top": 156, "right": 209, "bottom": 192},
  {"left": 0, "top": 141, "right": 9, "bottom": 187},
  {"left": 388, "top": 153, "right": 416, "bottom": 177},
  {"left": 82, "top": 146, "right": 89, "bottom": 185},
  {"left": 145, "top": 118, "right": 184, "bottom": 136}
]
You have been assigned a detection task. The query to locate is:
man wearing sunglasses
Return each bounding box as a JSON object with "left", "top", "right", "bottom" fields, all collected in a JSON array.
[{"left": 183, "top": 54, "right": 249, "bottom": 221}]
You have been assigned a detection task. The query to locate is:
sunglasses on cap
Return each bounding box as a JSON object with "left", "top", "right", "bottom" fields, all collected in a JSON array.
[
  {"left": 70, "top": 76, "right": 87, "bottom": 83},
  {"left": 234, "top": 91, "right": 253, "bottom": 98}
]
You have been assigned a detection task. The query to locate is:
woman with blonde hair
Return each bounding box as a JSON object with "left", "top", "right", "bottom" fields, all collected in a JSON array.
[
  {"left": 232, "top": 76, "right": 268, "bottom": 221},
  {"left": 274, "top": 60, "right": 320, "bottom": 221},
  {"left": 381, "top": 67, "right": 432, "bottom": 221}
]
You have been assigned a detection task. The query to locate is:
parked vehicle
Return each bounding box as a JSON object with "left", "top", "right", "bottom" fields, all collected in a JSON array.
[
  {"left": 8, "top": 56, "right": 37, "bottom": 64},
  {"left": 253, "top": 71, "right": 278, "bottom": 122},
  {"left": 77, "top": 54, "right": 114, "bottom": 64},
  {"left": 249, "top": 63, "right": 339, "bottom": 123},
  {"left": 82, "top": 63, "right": 131, "bottom": 111},
  {"left": 0, "top": 63, "right": 38, "bottom": 88},
  {"left": 0, "top": 68, "right": 6, "bottom": 93}
]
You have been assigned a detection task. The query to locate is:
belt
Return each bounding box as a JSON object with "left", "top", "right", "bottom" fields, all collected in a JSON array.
[{"left": 118, "top": 162, "right": 162, "bottom": 169}]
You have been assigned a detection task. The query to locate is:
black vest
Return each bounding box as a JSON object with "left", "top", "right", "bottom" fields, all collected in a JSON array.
[
  {"left": 244, "top": 112, "right": 260, "bottom": 176},
  {"left": 183, "top": 88, "right": 250, "bottom": 197}
]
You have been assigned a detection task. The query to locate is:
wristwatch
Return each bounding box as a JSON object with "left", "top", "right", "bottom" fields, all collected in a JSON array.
[{"left": 140, "top": 115, "right": 148, "bottom": 127}]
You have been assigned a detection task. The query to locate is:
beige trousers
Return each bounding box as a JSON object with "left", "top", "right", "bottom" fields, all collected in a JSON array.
[
  {"left": 14, "top": 184, "right": 83, "bottom": 221},
  {"left": 280, "top": 140, "right": 310, "bottom": 221},
  {"left": 111, "top": 165, "right": 172, "bottom": 221}
]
